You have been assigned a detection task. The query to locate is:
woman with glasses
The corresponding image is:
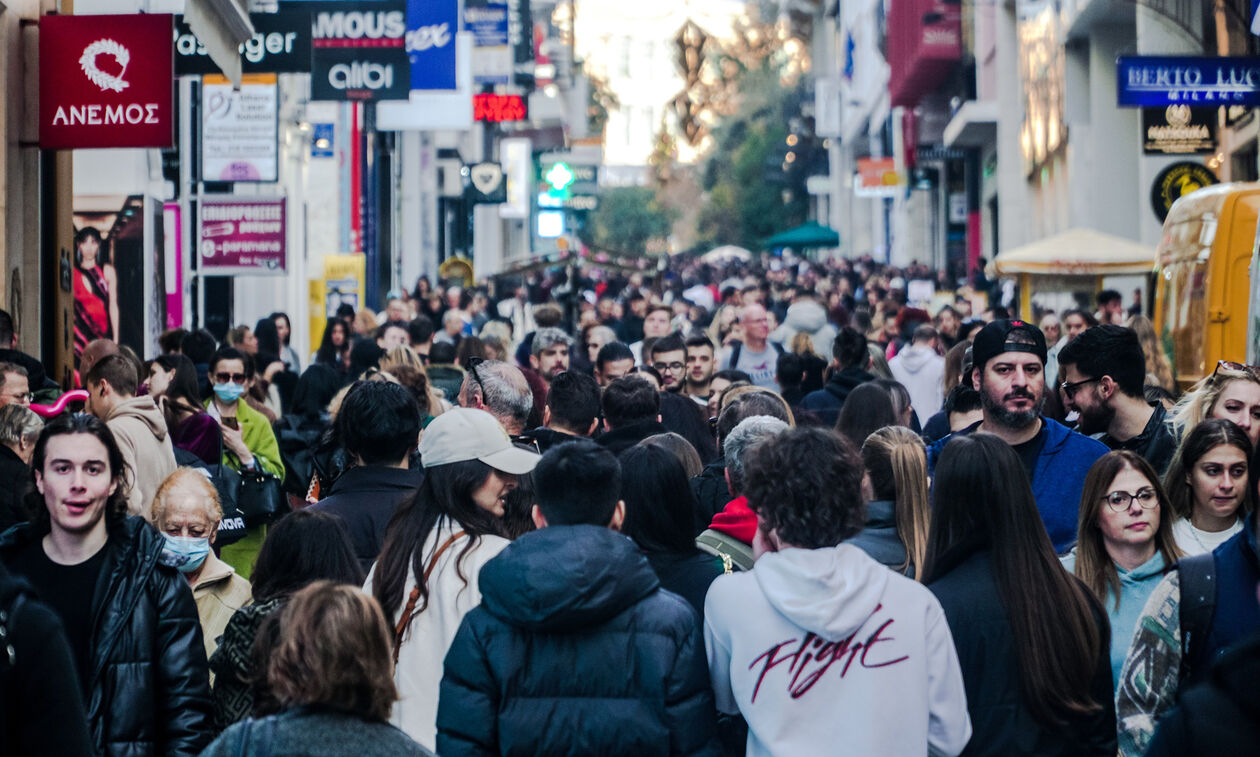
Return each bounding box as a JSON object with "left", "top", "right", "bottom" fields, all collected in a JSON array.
[
  {"left": 204, "top": 347, "right": 284, "bottom": 481},
  {"left": 1164, "top": 418, "right": 1254, "bottom": 556},
  {"left": 1064, "top": 451, "right": 1182, "bottom": 688},
  {"left": 1170, "top": 360, "right": 1260, "bottom": 447}
]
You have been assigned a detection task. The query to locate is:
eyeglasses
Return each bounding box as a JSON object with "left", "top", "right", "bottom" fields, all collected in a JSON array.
[
  {"left": 1060, "top": 376, "right": 1101, "bottom": 399},
  {"left": 214, "top": 372, "right": 248, "bottom": 385},
  {"left": 1102, "top": 488, "right": 1159, "bottom": 512},
  {"left": 653, "top": 361, "right": 685, "bottom": 374},
  {"left": 466, "top": 356, "right": 488, "bottom": 399},
  {"left": 1212, "top": 360, "right": 1260, "bottom": 380}
]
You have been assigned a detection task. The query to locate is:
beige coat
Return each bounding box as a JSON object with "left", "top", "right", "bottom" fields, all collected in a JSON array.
[
  {"left": 192, "top": 550, "right": 252, "bottom": 661},
  {"left": 103, "top": 396, "right": 178, "bottom": 518}
]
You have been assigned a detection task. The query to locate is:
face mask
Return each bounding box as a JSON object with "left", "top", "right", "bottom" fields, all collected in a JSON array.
[
  {"left": 160, "top": 534, "right": 211, "bottom": 573},
  {"left": 213, "top": 382, "right": 245, "bottom": 402}
]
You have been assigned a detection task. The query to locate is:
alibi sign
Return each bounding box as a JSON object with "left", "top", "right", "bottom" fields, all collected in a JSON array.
[{"left": 40, "top": 14, "right": 175, "bottom": 149}]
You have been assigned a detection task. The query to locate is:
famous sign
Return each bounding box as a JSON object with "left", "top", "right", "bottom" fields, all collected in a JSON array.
[{"left": 40, "top": 14, "right": 175, "bottom": 149}]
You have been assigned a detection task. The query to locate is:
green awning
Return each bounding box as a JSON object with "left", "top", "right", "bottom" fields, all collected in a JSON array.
[{"left": 762, "top": 221, "right": 841, "bottom": 249}]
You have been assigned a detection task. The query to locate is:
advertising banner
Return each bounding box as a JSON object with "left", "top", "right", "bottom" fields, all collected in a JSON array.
[
  {"left": 175, "top": 11, "right": 312, "bottom": 75},
  {"left": 201, "top": 74, "right": 279, "bottom": 182},
  {"left": 199, "top": 197, "right": 287, "bottom": 273},
  {"left": 407, "top": 0, "right": 459, "bottom": 90},
  {"left": 40, "top": 14, "right": 175, "bottom": 149},
  {"left": 1117, "top": 57, "right": 1260, "bottom": 107},
  {"left": 1142, "top": 105, "right": 1216, "bottom": 154},
  {"left": 854, "top": 157, "right": 901, "bottom": 197},
  {"left": 308, "top": 1, "right": 411, "bottom": 101},
  {"left": 466, "top": 0, "right": 511, "bottom": 85}
]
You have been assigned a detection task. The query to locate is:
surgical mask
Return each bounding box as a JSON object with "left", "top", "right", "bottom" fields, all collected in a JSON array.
[
  {"left": 213, "top": 382, "right": 246, "bottom": 403},
  {"left": 160, "top": 534, "right": 211, "bottom": 573}
]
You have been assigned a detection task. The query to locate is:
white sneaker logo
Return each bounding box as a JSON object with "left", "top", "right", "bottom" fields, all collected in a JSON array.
[{"left": 79, "top": 39, "right": 130, "bottom": 93}]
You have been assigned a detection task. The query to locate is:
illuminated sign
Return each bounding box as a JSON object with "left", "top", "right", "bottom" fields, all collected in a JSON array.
[{"left": 474, "top": 93, "right": 527, "bottom": 122}]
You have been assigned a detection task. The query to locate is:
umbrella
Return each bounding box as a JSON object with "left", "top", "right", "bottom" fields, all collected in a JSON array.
[
  {"left": 762, "top": 221, "right": 841, "bottom": 249},
  {"left": 993, "top": 228, "right": 1156, "bottom": 276},
  {"left": 700, "top": 245, "right": 752, "bottom": 263}
]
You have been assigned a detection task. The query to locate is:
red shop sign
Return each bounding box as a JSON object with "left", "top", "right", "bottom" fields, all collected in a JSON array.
[
  {"left": 39, "top": 13, "right": 175, "bottom": 149},
  {"left": 474, "top": 93, "right": 527, "bottom": 123}
]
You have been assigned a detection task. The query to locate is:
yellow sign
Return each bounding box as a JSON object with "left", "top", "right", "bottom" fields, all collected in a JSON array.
[
  {"left": 308, "top": 253, "right": 366, "bottom": 351},
  {"left": 439, "top": 256, "right": 475, "bottom": 287}
]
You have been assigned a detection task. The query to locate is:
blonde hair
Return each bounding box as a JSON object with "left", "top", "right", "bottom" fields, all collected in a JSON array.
[
  {"left": 151, "top": 467, "right": 221, "bottom": 527},
  {"left": 1170, "top": 365, "right": 1260, "bottom": 440},
  {"left": 790, "top": 332, "right": 817, "bottom": 357},
  {"left": 1126, "top": 315, "right": 1174, "bottom": 391},
  {"left": 860, "top": 427, "right": 931, "bottom": 580},
  {"left": 866, "top": 344, "right": 892, "bottom": 379},
  {"left": 380, "top": 345, "right": 424, "bottom": 373}
]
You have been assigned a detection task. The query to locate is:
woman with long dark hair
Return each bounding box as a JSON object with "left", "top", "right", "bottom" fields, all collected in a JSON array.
[
  {"left": 618, "top": 444, "right": 721, "bottom": 616},
  {"left": 926, "top": 432, "right": 1115, "bottom": 755},
  {"left": 1066, "top": 450, "right": 1181, "bottom": 687},
  {"left": 315, "top": 317, "right": 352, "bottom": 374},
  {"left": 370, "top": 408, "right": 539, "bottom": 750},
  {"left": 835, "top": 382, "right": 897, "bottom": 449},
  {"left": 270, "top": 311, "right": 302, "bottom": 373},
  {"left": 147, "top": 353, "right": 220, "bottom": 465},
  {"left": 1164, "top": 417, "right": 1255, "bottom": 556},
  {"left": 73, "top": 226, "right": 119, "bottom": 354}
]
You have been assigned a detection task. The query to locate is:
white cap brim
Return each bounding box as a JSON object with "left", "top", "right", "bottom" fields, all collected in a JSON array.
[{"left": 480, "top": 445, "right": 541, "bottom": 475}]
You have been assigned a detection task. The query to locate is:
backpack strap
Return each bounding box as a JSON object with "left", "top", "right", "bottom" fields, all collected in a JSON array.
[
  {"left": 727, "top": 341, "right": 742, "bottom": 370},
  {"left": 1178, "top": 552, "right": 1218, "bottom": 684},
  {"left": 696, "top": 529, "right": 754, "bottom": 572},
  {"left": 772, "top": 342, "right": 785, "bottom": 355}
]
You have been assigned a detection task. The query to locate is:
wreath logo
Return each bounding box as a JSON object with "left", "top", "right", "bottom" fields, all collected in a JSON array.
[{"left": 79, "top": 39, "right": 130, "bottom": 93}]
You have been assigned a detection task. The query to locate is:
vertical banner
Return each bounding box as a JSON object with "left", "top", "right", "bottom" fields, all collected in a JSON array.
[
  {"left": 465, "top": 0, "right": 511, "bottom": 85},
  {"left": 73, "top": 195, "right": 148, "bottom": 365},
  {"left": 163, "top": 202, "right": 184, "bottom": 330},
  {"left": 406, "top": 0, "right": 459, "bottom": 90},
  {"left": 201, "top": 74, "right": 280, "bottom": 182}
]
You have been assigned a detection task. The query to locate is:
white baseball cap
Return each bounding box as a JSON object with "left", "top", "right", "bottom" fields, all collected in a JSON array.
[{"left": 418, "top": 408, "right": 540, "bottom": 474}]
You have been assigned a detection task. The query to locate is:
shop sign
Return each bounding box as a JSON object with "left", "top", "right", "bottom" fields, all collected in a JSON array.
[
  {"left": 39, "top": 14, "right": 175, "bottom": 149},
  {"left": 1150, "top": 161, "right": 1218, "bottom": 222},
  {"left": 469, "top": 162, "right": 507, "bottom": 203},
  {"left": 406, "top": 0, "right": 458, "bottom": 90},
  {"left": 466, "top": 0, "right": 511, "bottom": 85},
  {"left": 854, "top": 157, "right": 900, "bottom": 197},
  {"left": 1142, "top": 105, "right": 1216, "bottom": 155},
  {"left": 199, "top": 197, "right": 287, "bottom": 273},
  {"left": 1117, "top": 56, "right": 1260, "bottom": 107},
  {"left": 201, "top": 74, "right": 279, "bottom": 182},
  {"left": 474, "top": 93, "right": 527, "bottom": 122},
  {"left": 175, "top": 11, "right": 312, "bottom": 75},
  {"left": 309, "top": 2, "right": 410, "bottom": 101}
]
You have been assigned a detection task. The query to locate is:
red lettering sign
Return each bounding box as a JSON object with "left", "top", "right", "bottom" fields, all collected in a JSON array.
[
  {"left": 40, "top": 14, "right": 175, "bottom": 149},
  {"left": 474, "top": 93, "right": 527, "bottom": 123}
]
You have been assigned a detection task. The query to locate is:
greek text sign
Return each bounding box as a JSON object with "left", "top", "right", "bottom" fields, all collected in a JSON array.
[
  {"left": 40, "top": 14, "right": 175, "bottom": 149},
  {"left": 201, "top": 74, "right": 279, "bottom": 182},
  {"left": 199, "top": 198, "right": 287, "bottom": 273},
  {"left": 1117, "top": 56, "right": 1260, "bottom": 107}
]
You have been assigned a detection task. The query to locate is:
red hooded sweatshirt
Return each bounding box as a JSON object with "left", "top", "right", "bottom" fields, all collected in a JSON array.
[{"left": 708, "top": 496, "right": 757, "bottom": 544}]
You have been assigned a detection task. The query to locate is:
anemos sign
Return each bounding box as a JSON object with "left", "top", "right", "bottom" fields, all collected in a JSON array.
[{"left": 40, "top": 14, "right": 174, "bottom": 149}]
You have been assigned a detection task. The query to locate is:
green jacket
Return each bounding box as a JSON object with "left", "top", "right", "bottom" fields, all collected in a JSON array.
[{"left": 204, "top": 398, "right": 284, "bottom": 481}]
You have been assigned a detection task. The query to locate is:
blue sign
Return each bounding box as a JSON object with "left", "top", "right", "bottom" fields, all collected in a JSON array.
[
  {"left": 406, "top": 0, "right": 459, "bottom": 90},
  {"left": 311, "top": 123, "right": 335, "bottom": 157},
  {"left": 1117, "top": 56, "right": 1260, "bottom": 107}
]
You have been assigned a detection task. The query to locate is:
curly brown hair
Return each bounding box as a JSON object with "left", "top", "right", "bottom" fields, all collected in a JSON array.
[{"left": 743, "top": 427, "right": 866, "bottom": 549}]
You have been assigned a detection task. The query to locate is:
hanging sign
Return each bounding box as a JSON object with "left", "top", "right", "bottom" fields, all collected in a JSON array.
[
  {"left": 199, "top": 197, "right": 287, "bottom": 273},
  {"left": 474, "top": 93, "right": 527, "bottom": 122},
  {"left": 1117, "top": 57, "right": 1260, "bottom": 107},
  {"left": 309, "top": 2, "right": 411, "bottom": 101},
  {"left": 1150, "top": 161, "right": 1218, "bottom": 222},
  {"left": 1142, "top": 105, "right": 1216, "bottom": 155},
  {"left": 468, "top": 162, "right": 507, "bottom": 203},
  {"left": 406, "top": 0, "right": 459, "bottom": 90},
  {"left": 201, "top": 74, "right": 279, "bottom": 182},
  {"left": 39, "top": 14, "right": 175, "bottom": 149},
  {"left": 466, "top": 0, "right": 511, "bottom": 85},
  {"left": 175, "top": 11, "right": 312, "bottom": 75}
]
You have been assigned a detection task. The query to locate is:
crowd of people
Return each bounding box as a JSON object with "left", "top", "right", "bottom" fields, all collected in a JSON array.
[{"left": 0, "top": 253, "right": 1257, "bottom": 756}]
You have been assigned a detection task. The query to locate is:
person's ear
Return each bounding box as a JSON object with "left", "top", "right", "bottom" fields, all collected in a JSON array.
[
  {"left": 608, "top": 500, "right": 626, "bottom": 531},
  {"left": 34, "top": 470, "right": 44, "bottom": 496},
  {"left": 542, "top": 405, "right": 552, "bottom": 427},
  {"left": 208, "top": 526, "right": 218, "bottom": 546},
  {"left": 586, "top": 417, "right": 599, "bottom": 437},
  {"left": 603, "top": 418, "right": 611, "bottom": 432},
  {"left": 530, "top": 504, "right": 548, "bottom": 530},
  {"left": 530, "top": 354, "right": 540, "bottom": 371},
  {"left": 724, "top": 467, "right": 735, "bottom": 496}
]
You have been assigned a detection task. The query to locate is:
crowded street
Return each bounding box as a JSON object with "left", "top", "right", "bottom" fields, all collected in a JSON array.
[{"left": 2, "top": 0, "right": 1260, "bottom": 755}]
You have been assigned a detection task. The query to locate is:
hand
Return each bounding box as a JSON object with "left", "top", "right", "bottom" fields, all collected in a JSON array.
[{"left": 219, "top": 420, "right": 251, "bottom": 461}]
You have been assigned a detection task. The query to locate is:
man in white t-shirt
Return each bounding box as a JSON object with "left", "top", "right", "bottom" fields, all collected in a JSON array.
[{"left": 719, "top": 304, "right": 781, "bottom": 391}]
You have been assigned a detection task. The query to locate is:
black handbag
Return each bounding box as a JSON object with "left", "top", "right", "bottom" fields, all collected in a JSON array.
[{"left": 237, "top": 467, "right": 285, "bottom": 526}]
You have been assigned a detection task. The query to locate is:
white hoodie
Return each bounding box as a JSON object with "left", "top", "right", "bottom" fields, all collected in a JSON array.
[
  {"left": 889, "top": 343, "right": 946, "bottom": 420},
  {"left": 704, "top": 543, "right": 971, "bottom": 756}
]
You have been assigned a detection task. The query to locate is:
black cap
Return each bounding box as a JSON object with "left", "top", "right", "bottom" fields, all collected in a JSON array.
[{"left": 971, "top": 319, "right": 1047, "bottom": 371}]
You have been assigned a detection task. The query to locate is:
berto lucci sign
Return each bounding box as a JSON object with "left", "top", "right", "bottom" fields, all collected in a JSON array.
[
  {"left": 1117, "top": 56, "right": 1260, "bottom": 106},
  {"left": 40, "top": 14, "right": 175, "bottom": 149}
]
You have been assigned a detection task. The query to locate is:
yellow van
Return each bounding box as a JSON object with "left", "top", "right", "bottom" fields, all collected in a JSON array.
[{"left": 1154, "top": 182, "right": 1260, "bottom": 388}]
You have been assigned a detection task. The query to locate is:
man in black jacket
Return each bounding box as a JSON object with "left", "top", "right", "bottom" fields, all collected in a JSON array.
[
  {"left": 436, "top": 441, "right": 719, "bottom": 757},
  {"left": 310, "top": 380, "right": 423, "bottom": 572},
  {"left": 523, "top": 370, "right": 600, "bottom": 453},
  {"left": 596, "top": 375, "right": 666, "bottom": 454},
  {"left": 0, "top": 413, "right": 213, "bottom": 757},
  {"left": 798, "top": 326, "right": 875, "bottom": 427}
]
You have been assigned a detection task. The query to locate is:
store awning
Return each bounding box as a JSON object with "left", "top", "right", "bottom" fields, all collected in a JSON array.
[
  {"left": 763, "top": 221, "right": 841, "bottom": 249},
  {"left": 994, "top": 228, "right": 1157, "bottom": 276},
  {"left": 943, "top": 100, "right": 998, "bottom": 148},
  {"left": 184, "top": 0, "right": 254, "bottom": 86}
]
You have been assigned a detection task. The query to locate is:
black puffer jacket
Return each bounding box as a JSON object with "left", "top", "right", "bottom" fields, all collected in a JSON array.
[
  {"left": 436, "top": 525, "right": 719, "bottom": 756},
  {"left": 0, "top": 516, "right": 214, "bottom": 757}
]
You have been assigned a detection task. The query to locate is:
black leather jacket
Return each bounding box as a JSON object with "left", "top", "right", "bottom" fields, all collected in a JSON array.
[{"left": 0, "top": 516, "right": 214, "bottom": 757}]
